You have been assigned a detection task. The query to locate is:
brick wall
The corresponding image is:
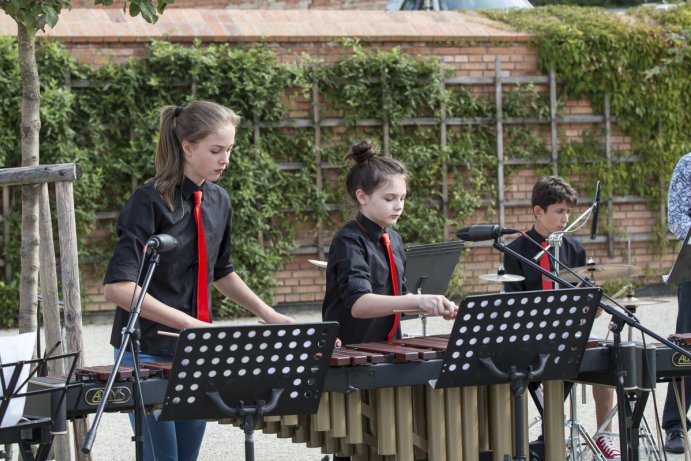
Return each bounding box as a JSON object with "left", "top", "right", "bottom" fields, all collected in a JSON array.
[{"left": 0, "top": 8, "right": 673, "bottom": 312}]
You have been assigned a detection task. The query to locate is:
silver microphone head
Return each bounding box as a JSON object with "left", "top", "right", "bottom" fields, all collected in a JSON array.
[{"left": 547, "top": 232, "right": 564, "bottom": 247}]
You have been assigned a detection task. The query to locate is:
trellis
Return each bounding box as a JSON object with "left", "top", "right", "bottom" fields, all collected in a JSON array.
[
  {"left": 0, "top": 58, "right": 654, "bottom": 294},
  {"left": 261, "top": 59, "right": 640, "bottom": 259}
]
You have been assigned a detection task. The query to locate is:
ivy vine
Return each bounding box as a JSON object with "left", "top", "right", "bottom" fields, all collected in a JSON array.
[{"left": 0, "top": 5, "right": 687, "bottom": 326}]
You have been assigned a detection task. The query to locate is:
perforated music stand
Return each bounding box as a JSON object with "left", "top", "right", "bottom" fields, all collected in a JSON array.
[
  {"left": 663, "top": 226, "right": 691, "bottom": 284},
  {"left": 433, "top": 287, "right": 601, "bottom": 460},
  {"left": 404, "top": 241, "right": 464, "bottom": 334},
  {"left": 0, "top": 348, "right": 79, "bottom": 461},
  {"left": 157, "top": 322, "right": 339, "bottom": 461}
]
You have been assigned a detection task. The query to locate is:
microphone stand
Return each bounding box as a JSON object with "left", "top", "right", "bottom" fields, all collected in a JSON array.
[
  {"left": 82, "top": 250, "right": 163, "bottom": 460},
  {"left": 533, "top": 204, "right": 594, "bottom": 262},
  {"left": 494, "top": 238, "right": 691, "bottom": 461}
]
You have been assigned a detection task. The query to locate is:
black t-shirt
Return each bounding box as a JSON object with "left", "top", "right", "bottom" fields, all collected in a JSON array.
[
  {"left": 322, "top": 213, "right": 407, "bottom": 345},
  {"left": 105, "top": 177, "right": 234, "bottom": 355},
  {"left": 503, "top": 227, "right": 586, "bottom": 292}
]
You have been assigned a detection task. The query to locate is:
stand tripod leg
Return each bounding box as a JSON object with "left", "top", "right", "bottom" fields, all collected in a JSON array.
[{"left": 565, "top": 384, "right": 605, "bottom": 461}]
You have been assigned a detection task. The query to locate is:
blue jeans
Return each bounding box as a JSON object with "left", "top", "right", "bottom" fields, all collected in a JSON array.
[
  {"left": 115, "top": 348, "right": 207, "bottom": 461},
  {"left": 662, "top": 281, "right": 691, "bottom": 432}
]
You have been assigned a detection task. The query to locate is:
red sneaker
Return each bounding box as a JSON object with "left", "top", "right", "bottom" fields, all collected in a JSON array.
[{"left": 595, "top": 434, "right": 621, "bottom": 461}]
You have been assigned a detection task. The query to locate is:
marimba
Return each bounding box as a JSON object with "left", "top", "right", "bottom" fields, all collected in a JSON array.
[{"left": 24, "top": 336, "right": 691, "bottom": 461}]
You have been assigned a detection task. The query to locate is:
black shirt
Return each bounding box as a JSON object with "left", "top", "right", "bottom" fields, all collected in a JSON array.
[
  {"left": 322, "top": 213, "right": 407, "bottom": 345},
  {"left": 503, "top": 227, "right": 586, "bottom": 292},
  {"left": 105, "top": 177, "right": 234, "bottom": 355}
]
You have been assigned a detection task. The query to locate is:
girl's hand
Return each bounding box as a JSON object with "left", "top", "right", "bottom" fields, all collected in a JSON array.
[
  {"left": 262, "top": 310, "right": 297, "bottom": 324},
  {"left": 417, "top": 294, "right": 458, "bottom": 319}
]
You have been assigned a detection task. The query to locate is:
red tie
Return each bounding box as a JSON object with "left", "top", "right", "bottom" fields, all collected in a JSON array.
[
  {"left": 539, "top": 241, "right": 553, "bottom": 290},
  {"left": 381, "top": 231, "right": 400, "bottom": 342},
  {"left": 193, "top": 190, "right": 209, "bottom": 322}
]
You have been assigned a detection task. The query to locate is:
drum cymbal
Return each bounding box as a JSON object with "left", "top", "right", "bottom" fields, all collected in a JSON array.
[
  {"left": 561, "top": 264, "right": 642, "bottom": 283},
  {"left": 612, "top": 296, "right": 669, "bottom": 307},
  {"left": 308, "top": 259, "right": 327, "bottom": 268},
  {"left": 479, "top": 273, "right": 525, "bottom": 283}
]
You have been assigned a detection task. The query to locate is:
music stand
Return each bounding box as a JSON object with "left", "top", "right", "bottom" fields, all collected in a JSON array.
[
  {"left": 404, "top": 241, "right": 464, "bottom": 334},
  {"left": 662, "top": 226, "right": 691, "bottom": 284},
  {"left": 433, "top": 287, "right": 601, "bottom": 461},
  {"left": 0, "top": 348, "right": 79, "bottom": 461},
  {"left": 157, "top": 322, "right": 339, "bottom": 461}
]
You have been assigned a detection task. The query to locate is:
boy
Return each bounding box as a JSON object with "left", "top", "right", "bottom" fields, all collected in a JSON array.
[{"left": 503, "top": 176, "right": 619, "bottom": 461}]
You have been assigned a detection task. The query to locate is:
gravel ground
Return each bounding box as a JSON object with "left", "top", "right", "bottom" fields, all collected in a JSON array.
[{"left": 2, "top": 293, "right": 689, "bottom": 461}]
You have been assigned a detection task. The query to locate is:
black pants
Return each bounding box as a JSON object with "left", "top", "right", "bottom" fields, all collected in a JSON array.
[{"left": 662, "top": 281, "right": 691, "bottom": 432}]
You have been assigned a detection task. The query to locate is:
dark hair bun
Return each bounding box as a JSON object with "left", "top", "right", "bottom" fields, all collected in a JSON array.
[{"left": 347, "top": 139, "right": 379, "bottom": 164}]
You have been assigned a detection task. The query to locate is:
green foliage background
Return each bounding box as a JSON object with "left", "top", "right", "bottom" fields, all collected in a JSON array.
[{"left": 0, "top": 4, "right": 688, "bottom": 327}]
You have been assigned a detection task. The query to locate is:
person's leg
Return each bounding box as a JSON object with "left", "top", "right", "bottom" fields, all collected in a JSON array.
[
  {"left": 175, "top": 419, "right": 207, "bottom": 460},
  {"left": 592, "top": 385, "right": 620, "bottom": 460},
  {"left": 593, "top": 385, "right": 614, "bottom": 431},
  {"left": 116, "top": 349, "right": 180, "bottom": 461},
  {"left": 662, "top": 281, "right": 691, "bottom": 453}
]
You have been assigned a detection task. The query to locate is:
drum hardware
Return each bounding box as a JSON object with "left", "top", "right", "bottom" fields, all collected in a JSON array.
[
  {"left": 545, "top": 237, "right": 603, "bottom": 461},
  {"left": 587, "top": 240, "right": 664, "bottom": 461}
]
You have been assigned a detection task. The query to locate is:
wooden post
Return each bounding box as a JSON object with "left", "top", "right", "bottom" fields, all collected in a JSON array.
[
  {"left": 382, "top": 72, "right": 390, "bottom": 157},
  {"left": 312, "top": 72, "right": 324, "bottom": 260},
  {"left": 253, "top": 109, "right": 265, "bottom": 248},
  {"left": 439, "top": 62, "right": 449, "bottom": 241},
  {"left": 55, "top": 180, "right": 90, "bottom": 461},
  {"left": 604, "top": 93, "right": 614, "bottom": 257},
  {"left": 549, "top": 67, "right": 559, "bottom": 176},
  {"left": 495, "top": 58, "right": 505, "bottom": 231},
  {"left": 38, "top": 181, "right": 71, "bottom": 461},
  {"left": 2, "top": 185, "right": 9, "bottom": 282},
  {"left": 38, "top": 183, "right": 64, "bottom": 368}
]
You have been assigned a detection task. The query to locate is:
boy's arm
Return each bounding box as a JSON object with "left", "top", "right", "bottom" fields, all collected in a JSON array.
[{"left": 502, "top": 251, "right": 525, "bottom": 292}]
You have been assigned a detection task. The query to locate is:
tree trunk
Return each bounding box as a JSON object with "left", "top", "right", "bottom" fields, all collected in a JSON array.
[{"left": 17, "top": 22, "right": 41, "bottom": 334}]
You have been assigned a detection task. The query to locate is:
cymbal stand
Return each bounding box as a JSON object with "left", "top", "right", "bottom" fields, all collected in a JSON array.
[
  {"left": 545, "top": 233, "right": 607, "bottom": 461},
  {"left": 599, "top": 241, "right": 661, "bottom": 461},
  {"left": 594, "top": 239, "right": 661, "bottom": 461}
]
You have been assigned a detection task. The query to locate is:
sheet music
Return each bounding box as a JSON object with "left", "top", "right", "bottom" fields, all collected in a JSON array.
[{"left": 0, "top": 332, "right": 36, "bottom": 427}]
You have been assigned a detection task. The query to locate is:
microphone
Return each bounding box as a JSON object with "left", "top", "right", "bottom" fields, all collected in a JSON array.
[
  {"left": 456, "top": 225, "right": 521, "bottom": 242},
  {"left": 590, "top": 181, "right": 601, "bottom": 240},
  {"left": 146, "top": 234, "right": 178, "bottom": 253}
]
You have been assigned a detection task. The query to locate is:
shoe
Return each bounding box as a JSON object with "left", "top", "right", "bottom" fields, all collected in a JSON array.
[
  {"left": 595, "top": 433, "right": 621, "bottom": 460},
  {"left": 665, "top": 430, "right": 685, "bottom": 454}
]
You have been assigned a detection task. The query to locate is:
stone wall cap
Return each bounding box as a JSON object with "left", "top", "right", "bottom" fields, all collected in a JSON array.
[{"left": 0, "top": 8, "right": 531, "bottom": 43}]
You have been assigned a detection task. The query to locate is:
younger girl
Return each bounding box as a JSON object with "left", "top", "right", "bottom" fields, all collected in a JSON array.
[
  {"left": 103, "top": 100, "right": 294, "bottom": 461},
  {"left": 322, "top": 140, "right": 457, "bottom": 346}
]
